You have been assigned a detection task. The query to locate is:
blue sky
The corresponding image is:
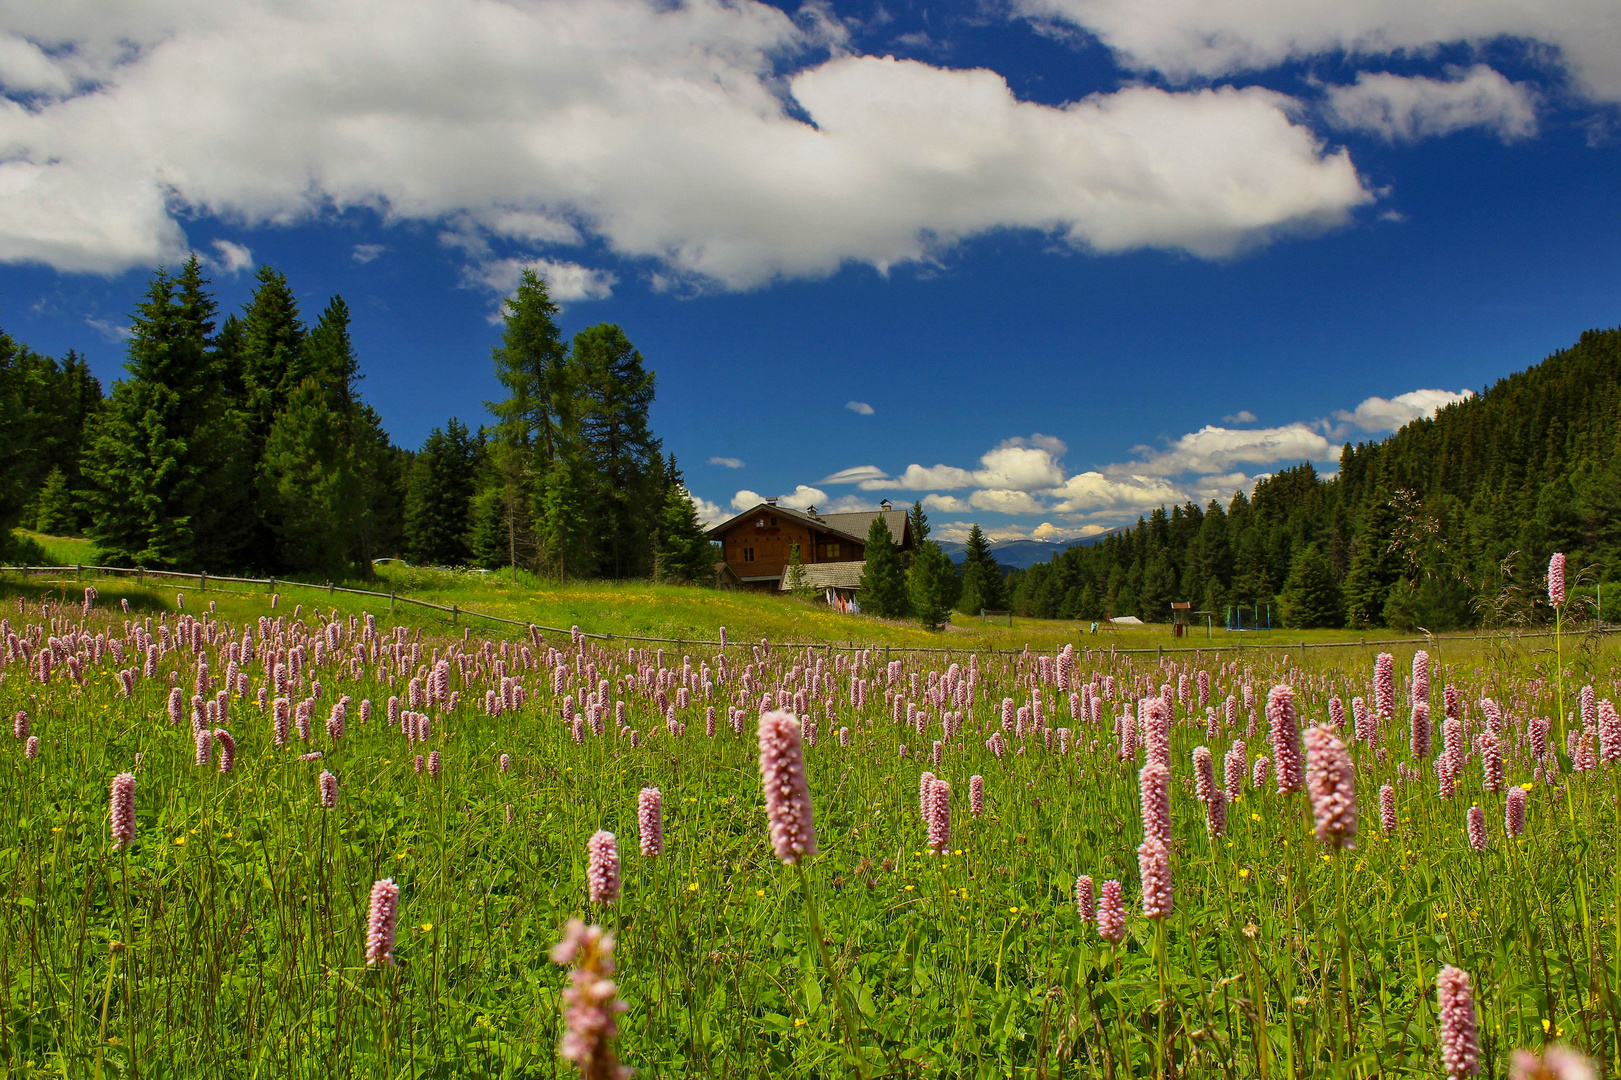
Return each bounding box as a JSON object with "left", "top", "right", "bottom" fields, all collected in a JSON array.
[{"left": 1, "top": 0, "right": 1618, "bottom": 543}]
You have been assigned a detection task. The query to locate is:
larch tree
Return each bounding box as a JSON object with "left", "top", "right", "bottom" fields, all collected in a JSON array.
[{"left": 572, "top": 323, "right": 660, "bottom": 578}]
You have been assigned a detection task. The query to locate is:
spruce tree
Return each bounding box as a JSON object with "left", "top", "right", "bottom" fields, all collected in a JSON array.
[
  {"left": 403, "top": 420, "right": 477, "bottom": 566},
  {"left": 0, "top": 327, "right": 53, "bottom": 528},
  {"left": 1278, "top": 543, "right": 1343, "bottom": 628},
  {"left": 957, "top": 523, "right": 1006, "bottom": 613},
  {"left": 650, "top": 455, "right": 714, "bottom": 585},
  {"left": 81, "top": 259, "right": 250, "bottom": 569},
  {"left": 539, "top": 449, "right": 587, "bottom": 582},
  {"left": 858, "top": 515, "right": 908, "bottom": 617},
  {"left": 33, "top": 468, "right": 76, "bottom": 535},
  {"left": 1342, "top": 487, "right": 1404, "bottom": 626},
  {"left": 237, "top": 267, "right": 307, "bottom": 447},
  {"left": 304, "top": 296, "right": 360, "bottom": 410},
  {"left": 784, "top": 542, "right": 812, "bottom": 598},
  {"left": 652, "top": 480, "right": 715, "bottom": 585},
  {"left": 258, "top": 378, "right": 359, "bottom": 577},
  {"left": 908, "top": 539, "right": 957, "bottom": 629},
  {"left": 350, "top": 404, "right": 407, "bottom": 568}
]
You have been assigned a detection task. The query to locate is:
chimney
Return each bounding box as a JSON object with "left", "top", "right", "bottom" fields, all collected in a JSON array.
[
  {"left": 766, "top": 496, "right": 779, "bottom": 506},
  {"left": 806, "top": 505, "right": 818, "bottom": 517},
  {"left": 879, "top": 499, "right": 892, "bottom": 510}
]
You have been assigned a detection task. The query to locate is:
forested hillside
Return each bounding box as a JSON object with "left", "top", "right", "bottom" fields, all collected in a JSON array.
[
  {"left": 0, "top": 259, "right": 712, "bottom": 582},
  {"left": 1007, "top": 326, "right": 1621, "bottom": 630}
]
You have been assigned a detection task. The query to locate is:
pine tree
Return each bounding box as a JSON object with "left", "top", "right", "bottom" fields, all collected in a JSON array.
[
  {"left": 858, "top": 515, "right": 908, "bottom": 618},
  {"left": 956, "top": 523, "right": 1006, "bottom": 613},
  {"left": 1278, "top": 543, "right": 1342, "bottom": 628},
  {"left": 403, "top": 420, "right": 478, "bottom": 566}
]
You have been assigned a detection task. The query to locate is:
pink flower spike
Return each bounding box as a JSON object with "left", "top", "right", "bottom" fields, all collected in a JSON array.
[
  {"left": 757, "top": 710, "right": 817, "bottom": 865},
  {"left": 365, "top": 878, "right": 400, "bottom": 966}
]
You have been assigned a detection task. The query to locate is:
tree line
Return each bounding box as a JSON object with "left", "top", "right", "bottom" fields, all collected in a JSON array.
[
  {"left": 0, "top": 260, "right": 711, "bottom": 583},
  {"left": 1005, "top": 325, "right": 1621, "bottom": 631},
  {"left": 7, "top": 266, "right": 1614, "bottom": 632}
]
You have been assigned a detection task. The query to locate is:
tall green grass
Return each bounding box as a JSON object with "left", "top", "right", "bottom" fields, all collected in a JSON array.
[{"left": 0, "top": 583, "right": 1606, "bottom": 1077}]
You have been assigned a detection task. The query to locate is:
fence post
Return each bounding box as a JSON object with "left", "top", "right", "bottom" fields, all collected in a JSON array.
[
  {"left": 76, "top": 564, "right": 82, "bottom": 581},
  {"left": 1157, "top": 644, "right": 1163, "bottom": 662},
  {"left": 329, "top": 582, "right": 335, "bottom": 599},
  {"left": 200, "top": 572, "right": 206, "bottom": 592},
  {"left": 452, "top": 605, "right": 458, "bottom": 625},
  {"left": 391, "top": 591, "right": 396, "bottom": 611}
]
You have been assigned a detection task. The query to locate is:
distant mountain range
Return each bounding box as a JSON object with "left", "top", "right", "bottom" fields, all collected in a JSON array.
[{"left": 938, "top": 533, "right": 1112, "bottom": 570}]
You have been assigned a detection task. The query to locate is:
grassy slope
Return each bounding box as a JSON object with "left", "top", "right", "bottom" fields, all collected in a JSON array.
[
  {"left": 12, "top": 529, "right": 100, "bottom": 566},
  {"left": 3, "top": 554, "right": 1422, "bottom": 655}
]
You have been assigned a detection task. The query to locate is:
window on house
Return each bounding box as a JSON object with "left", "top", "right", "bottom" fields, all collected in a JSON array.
[
  {"left": 826, "top": 542, "right": 840, "bottom": 559},
  {"left": 770, "top": 516, "right": 778, "bottom": 527},
  {"left": 743, "top": 547, "right": 755, "bottom": 563}
]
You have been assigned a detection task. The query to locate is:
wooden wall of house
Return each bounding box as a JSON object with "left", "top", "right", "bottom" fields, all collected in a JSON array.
[{"left": 715, "top": 515, "right": 863, "bottom": 580}]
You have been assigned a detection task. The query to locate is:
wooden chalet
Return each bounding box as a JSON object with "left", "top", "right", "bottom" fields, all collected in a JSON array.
[{"left": 705, "top": 499, "right": 912, "bottom": 607}]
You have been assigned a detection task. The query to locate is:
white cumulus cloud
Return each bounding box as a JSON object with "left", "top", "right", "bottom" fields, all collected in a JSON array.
[
  {"left": 1118, "top": 423, "right": 1338, "bottom": 477},
  {"left": 687, "top": 491, "right": 725, "bottom": 527},
  {"left": 1325, "top": 66, "right": 1538, "bottom": 142},
  {"left": 858, "top": 435, "right": 1068, "bottom": 492},
  {"left": 0, "top": 0, "right": 1367, "bottom": 278},
  {"left": 1013, "top": 0, "right": 1621, "bottom": 105},
  {"left": 730, "top": 485, "right": 829, "bottom": 512},
  {"left": 845, "top": 401, "right": 875, "bottom": 415},
  {"left": 471, "top": 257, "right": 616, "bottom": 303},
  {"left": 969, "top": 488, "right": 1048, "bottom": 515},
  {"left": 1332, "top": 388, "right": 1474, "bottom": 433},
  {"left": 205, "top": 238, "right": 253, "bottom": 275},
  {"left": 1049, "top": 471, "right": 1184, "bottom": 514},
  {"left": 709, "top": 456, "right": 745, "bottom": 469}
]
